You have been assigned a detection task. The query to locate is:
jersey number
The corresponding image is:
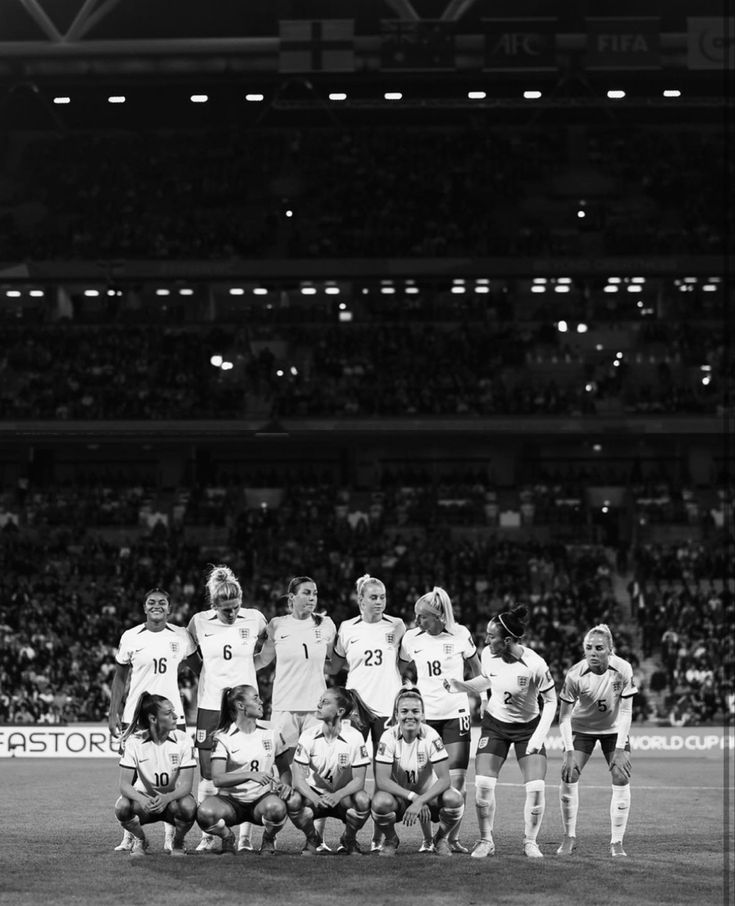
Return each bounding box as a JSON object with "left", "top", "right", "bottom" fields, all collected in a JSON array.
[
  {"left": 302, "top": 644, "right": 309, "bottom": 659},
  {"left": 364, "top": 649, "right": 384, "bottom": 666},
  {"left": 503, "top": 691, "right": 513, "bottom": 706},
  {"left": 405, "top": 770, "right": 417, "bottom": 785},
  {"left": 223, "top": 645, "right": 232, "bottom": 660},
  {"left": 597, "top": 700, "right": 608, "bottom": 712},
  {"left": 250, "top": 760, "right": 260, "bottom": 772},
  {"left": 153, "top": 658, "right": 167, "bottom": 674},
  {"left": 154, "top": 771, "right": 170, "bottom": 787},
  {"left": 427, "top": 660, "right": 442, "bottom": 676}
]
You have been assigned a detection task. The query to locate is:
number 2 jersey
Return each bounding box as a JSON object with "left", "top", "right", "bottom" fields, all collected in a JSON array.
[
  {"left": 293, "top": 722, "right": 370, "bottom": 794},
  {"left": 119, "top": 728, "right": 196, "bottom": 794},
  {"left": 115, "top": 623, "right": 196, "bottom": 725},
  {"left": 400, "top": 625, "right": 477, "bottom": 721},
  {"left": 481, "top": 645, "right": 555, "bottom": 723},
  {"left": 187, "top": 608, "right": 267, "bottom": 711},
  {"left": 335, "top": 615, "right": 406, "bottom": 718},
  {"left": 269, "top": 614, "right": 337, "bottom": 712},
  {"left": 559, "top": 654, "right": 637, "bottom": 735},
  {"left": 211, "top": 722, "right": 288, "bottom": 803},
  {"left": 375, "top": 723, "right": 448, "bottom": 795}
]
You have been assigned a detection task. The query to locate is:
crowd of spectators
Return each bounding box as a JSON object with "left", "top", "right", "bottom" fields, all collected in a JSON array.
[
  {"left": 0, "top": 126, "right": 726, "bottom": 262},
  {"left": 0, "top": 316, "right": 727, "bottom": 420}
]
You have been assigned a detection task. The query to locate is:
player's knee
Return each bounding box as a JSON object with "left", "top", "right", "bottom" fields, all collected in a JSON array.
[
  {"left": 285, "top": 790, "right": 302, "bottom": 814},
  {"left": 172, "top": 795, "right": 197, "bottom": 822},
  {"left": 611, "top": 767, "right": 630, "bottom": 786},
  {"left": 195, "top": 802, "right": 219, "bottom": 828},
  {"left": 442, "top": 787, "right": 464, "bottom": 810},
  {"left": 115, "top": 797, "right": 134, "bottom": 821},
  {"left": 370, "top": 791, "right": 396, "bottom": 815},
  {"left": 351, "top": 790, "right": 371, "bottom": 813},
  {"left": 262, "top": 797, "right": 287, "bottom": 823}
]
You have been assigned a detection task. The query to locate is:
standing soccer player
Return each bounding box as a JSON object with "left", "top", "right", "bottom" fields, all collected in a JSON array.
[
  {"left": 445, "top": 605, "right": 557, "bottom": 859},
  {"left": 188, "top": 565, "right": 267, "bottom": 852},
  {"left": 108, "top": 587, "right": 196, "bottom": 852},
  {"left": 399, "top": 586, "right": 481, "bottom": 853},
  {"left": 557, "top": 623, "right": 637, "bottom": 858}
]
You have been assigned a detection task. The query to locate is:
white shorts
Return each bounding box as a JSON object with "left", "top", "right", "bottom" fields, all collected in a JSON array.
[{"left": 270, "top": 710, "right": 318, "bottom": 749}]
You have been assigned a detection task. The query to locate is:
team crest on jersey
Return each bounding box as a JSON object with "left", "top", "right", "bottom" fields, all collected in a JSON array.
[
  {"left": 196, "top": 729, "right": 207, "bottom": 743},
  {"left": 443, "top": 644, "right": 454, "bottom": 656},
  {"left": 169, "top": 641, "right": 180, "bottom": 655},
  {"left": 613, "top": 681, "right": 622, "bottom": 692},
  {"left": 417, "top": 752, "right": 427, "bottom": 765},
  {"left": 314, "top": 629, "right": 322, "bottom": 641},
  {"left": 385, "top": 632, "right": 395, "bottom": 645},
  {"left": 170, "top": 753, "right": 180, "bottom": 766},
  {"left": 518, "top": 676, "right": 528, "bottom": 687},
  {"left": 239, "top": 628, "right": 250, "bottom": 640},
  {"left": 263, "top": 738, "right": 273, "bottom": 753},
  {"left": 338, "top": 753, "right": 350, "bottom": 767},
  {"left": 295, "top": 744, "right": 304, "bottom": 759}
]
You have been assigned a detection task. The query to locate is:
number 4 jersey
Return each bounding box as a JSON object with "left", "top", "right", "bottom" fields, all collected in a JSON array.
[
  {"left": 116, "top": 623, "right": 196, "bottom": 725},
  {"left": 559, "top": 654, "right": 637, "bottom": 735}
]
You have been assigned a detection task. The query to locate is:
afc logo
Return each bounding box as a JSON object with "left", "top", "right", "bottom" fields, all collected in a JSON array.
[{"left": 490, "top": 32, "right": 546, "bottom": 56}]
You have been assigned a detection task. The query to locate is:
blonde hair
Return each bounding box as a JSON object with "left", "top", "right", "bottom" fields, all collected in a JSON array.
[
  {"left": 356, "top": 573, "right": 385, "bottom": 602},
  {"left": 584, "top": 623, "right": 615, "bottom": 652},
  {"left": 415, "top": 586, "right": 455, "bottom": 631},
  {"left": 206, "top": 564, "right": 242, "bottom": 608}
]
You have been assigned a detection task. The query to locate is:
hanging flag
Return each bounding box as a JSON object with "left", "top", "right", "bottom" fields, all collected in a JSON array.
[
  {"left": 586, "top": 18, "right": 661, "bottom": 69},
  {"left": 380, "top": 20, "right": 456, "bottom": 70},
  {"left": 279, "top": 19, "right": 355, "bottom": 72},
  {"left": 483, "top": 18, "right": 557, "bottom": 71}
]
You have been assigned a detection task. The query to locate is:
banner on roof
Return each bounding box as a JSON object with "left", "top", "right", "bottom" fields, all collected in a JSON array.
[
  {"left": 279, "top": 19, "right": 355, "bottom": 73},
  {"left": 687, "top": 17, "right": 735, "bottom": 70},
  {"left": 380, "top": 20, "right": 455, "bottom": 70},
  {"left": 483, "top": 18, "right": 557, "bottom": 71},
  {"left": 586, "top": 18, "right": 661, "bottom": 70}
]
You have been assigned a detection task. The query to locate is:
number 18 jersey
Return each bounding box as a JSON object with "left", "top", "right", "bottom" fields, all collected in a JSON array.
[{"left": 400, "top": 626, "right": 476, "bottom": 721}]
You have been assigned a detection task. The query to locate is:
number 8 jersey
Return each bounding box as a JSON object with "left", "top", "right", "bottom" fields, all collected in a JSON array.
[
  {"left": 211, "top": 722, "right": 288, "bottom": 802},
  {"left": 400, "top": 625, "right": 477, "bottom": 721}
]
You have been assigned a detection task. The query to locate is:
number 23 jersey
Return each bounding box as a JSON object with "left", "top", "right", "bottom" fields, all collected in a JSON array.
[
  {"left": 335, "top": 615, "right": 405, "bottom": 717},
  {"left": 482, "top": 645, "right": 554, "bottom": 723}
]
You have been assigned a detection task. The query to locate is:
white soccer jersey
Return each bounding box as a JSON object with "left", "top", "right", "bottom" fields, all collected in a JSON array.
[
  {"left": 188, "top": 608, "right": 267, "bottom": 711},
  {"left": 375, "top": 724, "right": 448, "bottom": 795},
  {"left": 211, "top": 722, "right": 288, "bottom": 803},
  {"left": 482, "top": 645, "right": 555, "bottom": 723},
  {"left": 119, "top": 729, "right": 196, "bottom": 794},
  {"left": 560, "top": 654, "right": 638, "bottom": 735},
  {"left": 400, "top": 625, "right": 476, "bottom": 721},
  {"left": 116, "top": 624, "right": 196, "bottom": 724},
  {"left": 269, "top": 615, "right": 337, "bottom": 712},
  {"left": 293, "top": 722, "right": 370, "bottom": 794},
  {"left": 336, "top": 615, "right": 406, "bottom": 717}
]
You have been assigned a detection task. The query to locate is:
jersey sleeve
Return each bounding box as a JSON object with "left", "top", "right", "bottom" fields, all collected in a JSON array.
[
  {"left": 180, "top": 627, "right": 197, "bottom": 657},
  {"left": 334, "top": 623, "right": 348, "bottom": 658},
  {"left": 399, "top": 633, "right": 413, "bottom": 663},
  {"left": 427, "top": 729, "right": 448, "bottom": 765},
  {"left": 210, "top": 731, "right": 229, "bottom": 761},
  {"left": 536, "top": 655, "right": 555, "bottom": 693},
  {"left": 559, "top": 669, "right": 579, "bottom": 704},
  {"left": 323, "top": 617, "right": 337, "bottom": 645},
  {"left": 115, "top": 630, "right": 133, "bottom": 666},
  {"left": 177, "top": 732, "right": 197, "bottom": 768},
  {"left": 293, "top": 731, "right": 312, "bottom": 766},
  {"left": 621, "top": 661, "right": 638, "bottom": 698},
  {"left": 374, "top": 729, "right": 395, "bottom": 764},
  {"left": 350, "top": 732, "right": 371, "bottom": 768},
  {"left": 119, "top": 734, "right": 141, "bottom": 770},
  {"left": 186, "top": 614, "right": 199, "bottom": 645},
  {"left": 460, "top": 625, "right": 477, "bottom": 659}
]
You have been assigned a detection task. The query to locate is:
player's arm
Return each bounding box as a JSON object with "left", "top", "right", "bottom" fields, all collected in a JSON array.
[
  {"left": 328, "top": 651, "right": 347, "bottom": 675},
  {"left": 211, "top": 755, "right": 273, "bottom": 789},
  {"left": 443, "top": 674, "right": 492, "bottom": 695},
  {"left": 154, "top": 766, "right": 195, "bottom": 809},
  {"left": 183, "top": 650, "right": 202, "bottom": 676},
  {"left": 398, "top": 657, "right": 417, "bottom": 686},
  {"left": 330, "top": 763, "right": 368, "bottom": 805},
  {"left": 558, "top": 699, "right": 581, "bottom": 782},
  {"left": 108, "top": 662, "right": 131, "bottom": 736},
  {"left": 526, "top": 684, "right": 558, "bottom": 755},
  {"left": 374, "top": 760, "right": 415, "bottom": 801},
  {"left": 290, "top": 760, "right": 322, "bottom": 807},
  {"left": 463, "top": 651, "right": 482, "bottom": 679},
  {"left": 254, "top": 621, "right": 277, "bottom": 670},
  {"left": 610, "top": 696, "right": 633, "bottom": 779},
  {"left": 118, "top": 765, "right": 153, "bottom": 807}
]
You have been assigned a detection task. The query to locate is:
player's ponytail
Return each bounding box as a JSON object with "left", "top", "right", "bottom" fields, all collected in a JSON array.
[
  {"left": 415, "top": 586, "right": 455, "bottom": 631},
  {"left": 122, "top": 691, "right": 166, "bottom": 743}
]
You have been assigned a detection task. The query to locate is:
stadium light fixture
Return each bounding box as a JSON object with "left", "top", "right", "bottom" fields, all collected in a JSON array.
[
  {"left": 190, "top": 95, "right": 208, "bottom": 103},
  {"left": 554, "top": 285, "right": 570, "bottom": 293},
  {"left": 245, "top": 94, "right": 264, "bottom": 102},
  {"left": 577, "top": 323, "right": 588, "bottom": 333},
  {"left": 210, "top": 355, "right": 223, "bottom": 368},
  {"left": 155, "top": 289, "right": 170, "bottom": 296},
  {"left": 221, "top": 361, "right": 233, "bottom": 371},
  {"left": 604, "top": 285, "right": 618, "bottom": 293},
  {"left": 83, "top": 289, "right": 100, "bottom": 297},
  {"left": 301, "top": 286, "right": 317, "bottom": 295},
  {"left": 229, "top": 288, "right": 245, "bottom": 295},
  {"left": 384, "top": 92, "right": 403, "bottom": 100},
  {"left": 468, "top": 91, "right": 486, "bottom": 99},
  {"left": 557, "top": 320, "right": 568, "bottom": 332},
  {"left": 531, "top": 285, "right": 545, "bottom": 293},
  {"left": 523, "top": 90, "right": 542, "bottom": 99},
  {"left": 53, "top": 97, "right": 70, "bottom": 104},
  {"left": 253, "top": 287, "right": 268, "bottom": 295},
  {"left": 6, "top": 290, "right": 21, "bottom": 297},
  {"left": 107, "top": 96, "right": 125, "bottom": 104},
  {"left": 475, "top": 286, "right": 490, "bottom": 294},
  {"left": 607, "top": 90, "right": 626, "bottom": 99},
  {"left": 179, "top": 288, "right": 193, "bottom": 295},
  {"left": 451, "top": 286, "right": 466, "bottom": 294},
  {"left": 329, "top": 93, "right": 347, "bottom": 101},
  {"left": 29, "top": 290, "right": 44, "bottom": 297},
  {"left": 663, "top": 89, "right": 681, "bottom": 97}
]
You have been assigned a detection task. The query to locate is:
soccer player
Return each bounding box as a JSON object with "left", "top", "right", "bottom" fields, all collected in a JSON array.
[
  {"left": 445, "top": 605, "right": 557, "bottom": 859},
  {"left": 108, "top": 587, "right": 196, "bottom": 852},
  {"left": 331, "top": 573, "right": 406, "bottom": 852},
  {"left": 556, "top": 623, "right": 637, "bottom": 858},
  {"left": 114, "top": 692, "right": 197, "bottom": 858},
  {"left": 372, "top": 688, "right": 464, "bottom": 856},
  {"left": 254, "top": 576, "right": 337, "bottom": 849},
  {"left": 188, "top": 564, "right": 267, "bottom": 852},
  {"left": 287, "top": 686, "right": 371, "bottom": 855},
  {"left": 399, "top": 586, "right": 481, "bottom": 853},
  {"left": 195, "top": 685, "right": 295, "bottom": 855}
]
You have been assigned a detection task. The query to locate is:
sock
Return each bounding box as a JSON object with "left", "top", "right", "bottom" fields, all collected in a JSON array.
[
  {"left": 262, "top": 815, "right": 286, "bottom": 840},
  {"left": 370, "top": 809, "right": 397, "bottom": 837},
  {"left": 475, "top": 775, "right": 497, "bottom": 842},
  {"left": 524, "top": 779, "right": 546, "bottom": 842},
  {"left": 438, "top": 802, "right": 464, "bottom": 840},
  {"left": 121, "top": 817, "right": 145, "bottom": 841},
  {"left": 197, "top": 778, "right": 217, "bottom": 838},
  {"left": 419, "top": 814, "right": 433, "bottom": 843},
  {"left": 238, "top": 822, "right": 252, "bottom": 843},
  {"left": 202, "top": 818, "right": 229, "bottom": 839},
  {"left": 559, "top": 781, "right": 579, "bottom": 838},
  {"left": 314, "top": 817, "right": 327, "bottom": 843},
  {"left": 448, "top": 769, "right": 467, "bottom": 841},
  {"left": 610, "top": 785, "right": 631, "bottom": 844},
  {"left": 345, "top": 806, "right": 370, "bottom": 832}
]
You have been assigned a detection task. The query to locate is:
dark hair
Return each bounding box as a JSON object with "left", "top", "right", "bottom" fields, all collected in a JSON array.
[
  {"left": 216, "top": 684, "right": 256, "bottom": 731},
  {"left": 122, "top": 691, "right": 168, "bottom": 742},
  {"left": 492, "top": 605, "right": 529, "bottom": 640},
  {"left": 144, "top": 587, "right": 169, "bottom": 601},
  {"left": 287, "top": 575, "right": 324, "bottom": 626},
  {"left": 327, "top": 686, "right": 353, "bottom": 719}
]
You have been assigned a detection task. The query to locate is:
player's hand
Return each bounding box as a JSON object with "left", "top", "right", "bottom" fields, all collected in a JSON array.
[
  {"left": 272, "top": 782, "right": 293, "bottom": 801},
  {"left": 108, "top": 717, "right": 122, "bottom": 738},
  {"left": 525, "top": 732, "right": 545, "bottom": 755},
  {"left": 249, "top": 771, "right": 274, "bottom": 786},
  {"left": 609, "top": 748, "right": 631, "bottom": 779},
  {"left": 317, "top": 792, "right": 339, "bottom": 808},
  {"left": 442, "top": 678, "right": 459, "bottom": 694},
  {"left": 560, "top": 752, "right": 581, "bottom": 783},
  {"left": 403, "top": 801, "right": 429, "bottom": 826}
]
